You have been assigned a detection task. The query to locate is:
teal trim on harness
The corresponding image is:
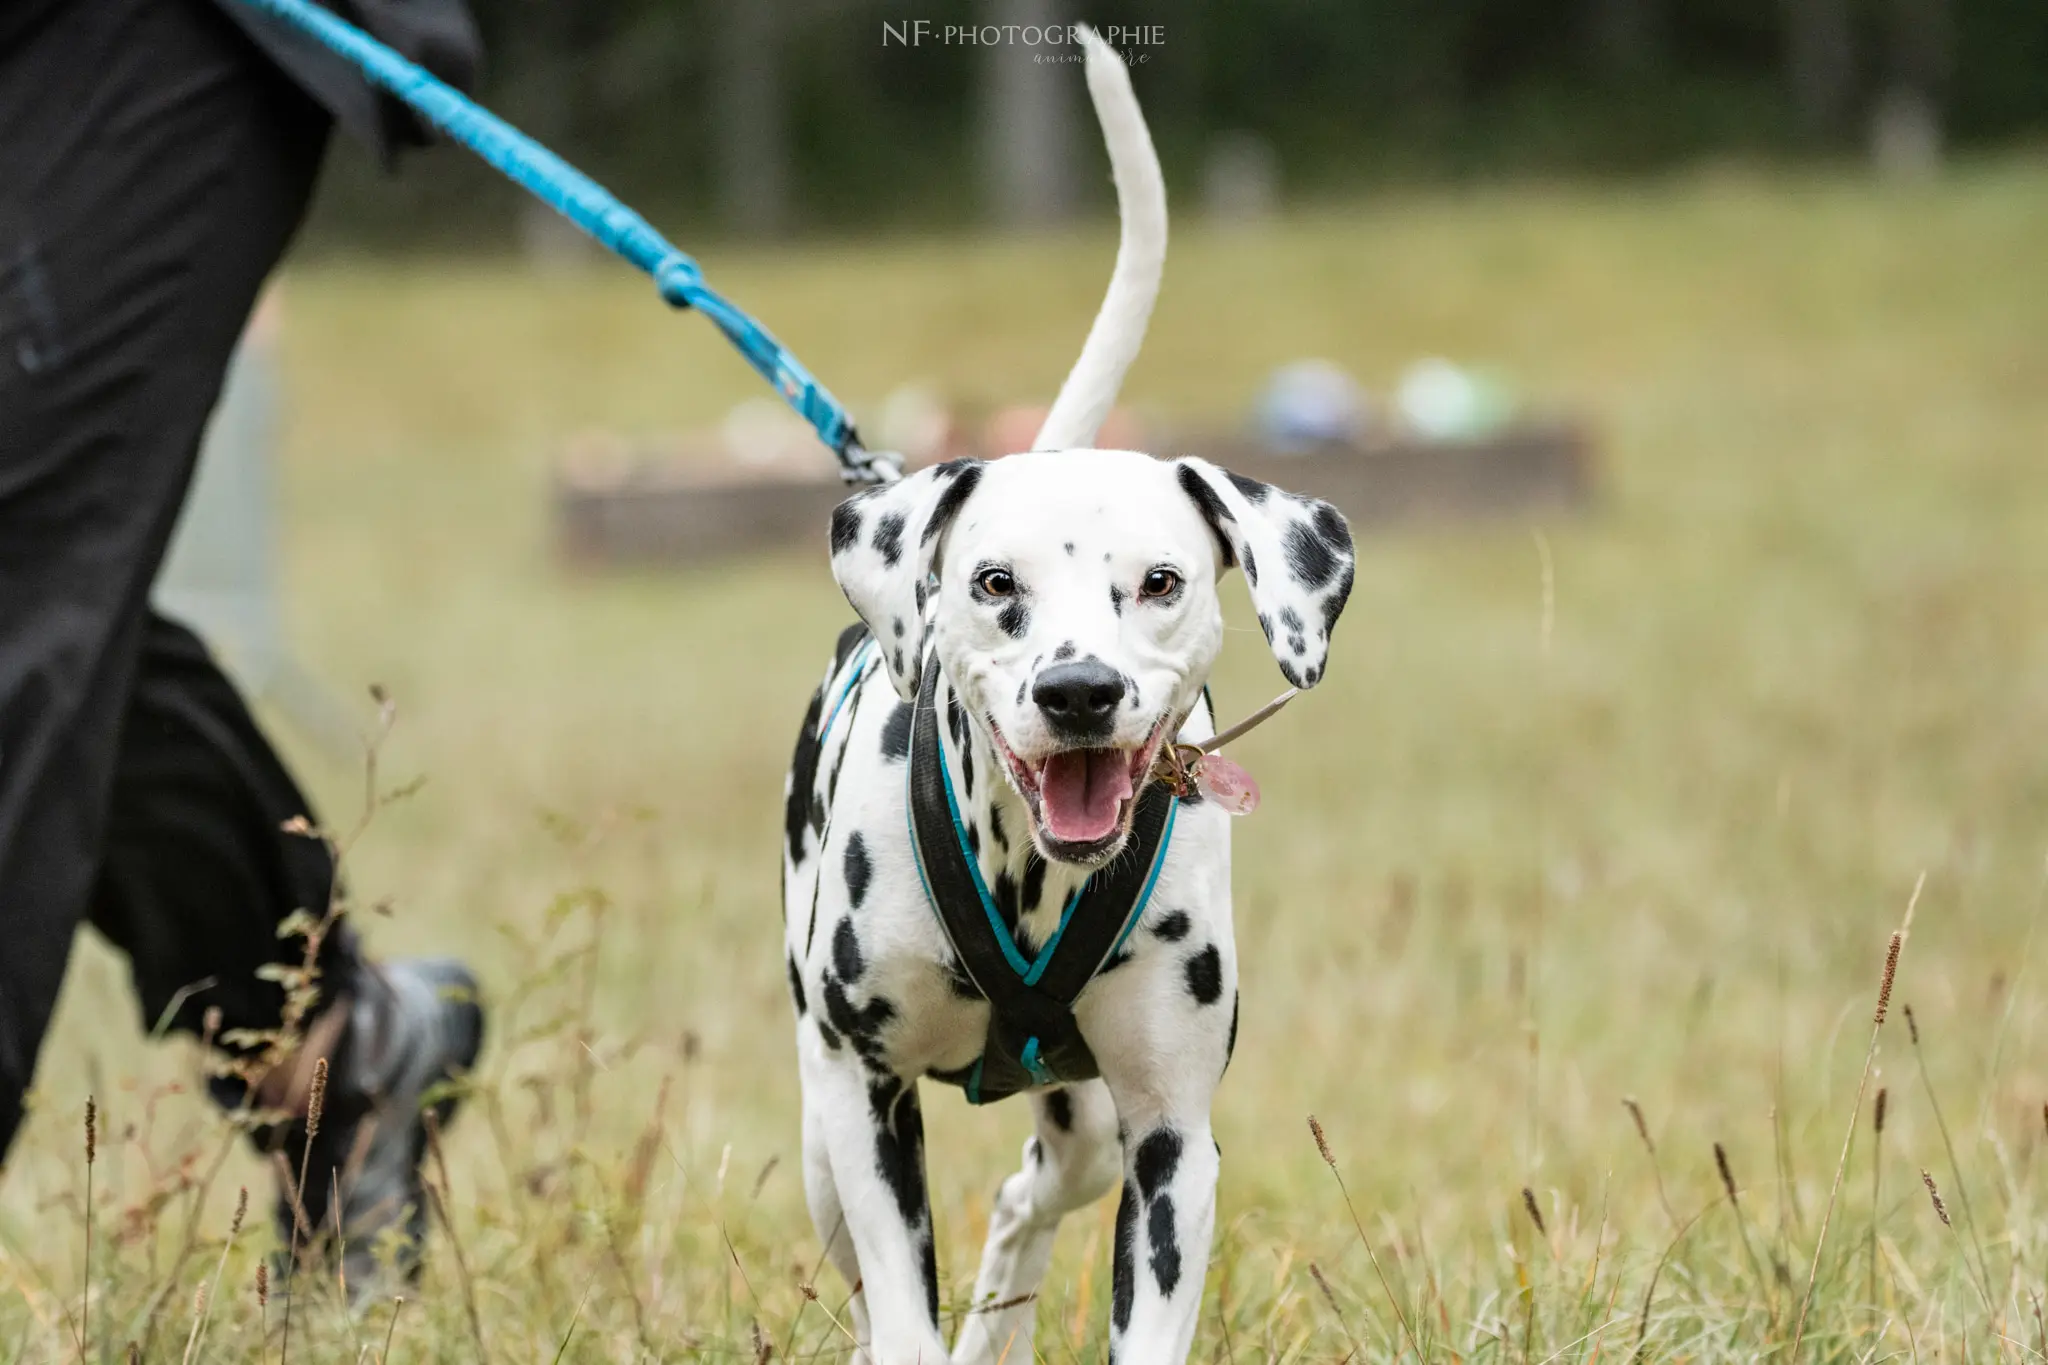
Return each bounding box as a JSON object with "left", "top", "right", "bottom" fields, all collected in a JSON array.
[
  {"left": 1106, "top": 796, "right": 1178, "bottom": 963},
  {"left": 222, "top": 0, "right": 893, "bottom": 485},
  {"left": 933, "top": 736, "right": 1086, "bottom": 983},
  {"left": 964, "top": 1055, "right": 985, "bottom": 1105},
  {"left": 818, "top": 642, "right": 877, "bottom": 748},
  {"left": 1019, "top": 1037, "right": 1052, "bottom": 1086}
]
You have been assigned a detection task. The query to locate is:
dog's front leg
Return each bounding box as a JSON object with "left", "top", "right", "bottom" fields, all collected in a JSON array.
[
  {"left": 1102, "top": 1097, "right": 1219, "bottom": 1365},
  {"left": 802, "top": 1044, "right": 949, "bottom": 1365}
]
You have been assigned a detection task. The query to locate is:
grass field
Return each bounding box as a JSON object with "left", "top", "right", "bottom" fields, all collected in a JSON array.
[{"left": 5, "top": 159, "right": 2048, "bottom": 1363}]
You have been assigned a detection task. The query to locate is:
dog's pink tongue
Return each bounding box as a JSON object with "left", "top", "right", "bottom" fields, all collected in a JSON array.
[{"left": 1040, "top": 749, "right": 1133, "bottom": 844}]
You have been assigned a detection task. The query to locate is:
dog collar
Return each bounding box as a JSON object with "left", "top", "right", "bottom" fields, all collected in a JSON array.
[{"left": 905, "top": 650, "right": 1177, "bottom": 1106}]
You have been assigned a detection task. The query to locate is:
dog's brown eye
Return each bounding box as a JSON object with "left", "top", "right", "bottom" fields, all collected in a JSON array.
[
  {"left": 978, "top": 568, "right": 1017, "bottom": 597},
  {"left": 1140, "top": 568, "right": 1181, "bottom": 598}
]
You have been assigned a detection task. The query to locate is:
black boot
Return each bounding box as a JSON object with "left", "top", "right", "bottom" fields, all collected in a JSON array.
[{"left": 272, "top": 958, "right": 485, "bottom": 1298}]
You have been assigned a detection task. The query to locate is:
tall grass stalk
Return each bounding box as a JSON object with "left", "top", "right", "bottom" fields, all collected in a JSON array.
[{"left": 1789, "top": 874, "right": 1920, "bottom": 1358}]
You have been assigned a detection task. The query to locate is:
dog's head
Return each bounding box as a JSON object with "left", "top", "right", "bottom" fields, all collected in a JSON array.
[{"left": 829, "top": 449, "right": 1355, "bottom": 866}]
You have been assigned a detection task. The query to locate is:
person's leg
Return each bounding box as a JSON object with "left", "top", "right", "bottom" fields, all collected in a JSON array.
[
  {"left": 0, "top": 0, "right": 332, "bottom": 1154},
  {"left": 90, "top": 615, "right": 354, "bottom": 1045},
  {"left": 90, "top": 614, "right": 485, "bottom": 1288}
]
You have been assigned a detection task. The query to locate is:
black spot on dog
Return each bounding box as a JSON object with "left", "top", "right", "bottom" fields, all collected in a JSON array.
[
  {"left": 880, "top": 701, "right": 913, "bottom": 760},
  {"left": 1134, "top": 1128, "right": 1182, "bottom": 1200},
  {"left": 808, "top": 789, "right": 826, "bottom": 837},
  {"left": 844, "top": 834, "right": 872, "bottom": 909},
  {"left": 1109, "top": 585, "right": 1126, "bottom": 617},
  {"left": 829, "top": 502, "right": 863, "bottom": 555},
  {"left": 817, "top": 1020, "right": 842, "bottom": 1051},
  {"left": 922, "top": 460, "right": 985, "bottom": 545},
  {"left": 1224, "top": 991, "right": 1240, "bottom": 1070},
  {"left": 832, "top": 918, "right": 865, "bottom": 982},
  {"left": 993, "top": 871, "right": 1023, "bottom": 932},
  {"left": 1227, "top": 471, "right": 1270, "bottom": 504},
  {"left": 997, "top": 600, "right": 1029, "bottom": 638},
  {"left": 1026, "top": 1136, "right": 1044, "bottom": 1166},
  {"left": 784, "top": 690, "right": 825, "bottom": 864},
  {"left": 1053, "top": 641, "right": 1076, "bottom": 662},
  {"left": 920, "top": 1230, "right": 939, "bottom": 1324},
  {"left": 1175, "top": 464, "right": 1237, "bottom": 569},
  {"left": 1112, "top": 1183, "right": 1138, "bottom": 1332},
  {"left": 826, "top": 741, "right": 850, "bottom": 807},
  {"left": 914, "top": 579, "right": 927, "bottom": 614},
  {"left": 1064, "top": 541, "right": 1075, "bottom": 555},
  {"left": 1289, "top": 632, "right": 1307, "bottom": 656},
  {"left": 832, "top": 621, "right": 871, "bottom": 669},
  {"left": 1241, "top": 547, "right": 1258, "bottom": 587},
  {"left": 1045, "top": 1089, "right": 1074, "bottom": 1132},
  {"left": 1313, "top": 502, "right": 1351, "bottom": 556},
  {"left": 1015, "top": 679, "right": 1027, "bottom": 707},
  {"left": 966, "top": 821, "right": 981, "bottom": 857},
  {"left": 872, "top": 511, "right": 907, "bottom": 566},
  {"left": 1283, "top": 519, "right": 1341, "bottom": 589},
  {"left": 867, "top": 1076, "right": 932, "bottom": 1228},
  {"left": 960, "top": 742, "right": 975, "bottom": 798},
  {"left": 1148, "top": 1195, "right": 1182, "bottom": 1295},
  {"left": 989, "top": 803, "right": 1007, "bottom": 851},
  {"left": 948, "top": 692, "right": 969, "bottom": 748},
  {"left": 823, "top": 977, "right": 896, "bottom": 1064},
  {"left": 1322, "top": 564, "right": 1355, "bottom": 636},
  {"left": 1021, "top": 855, "right": 1047, "bottom": 917},
  {"left": 893, "top": 617, "right": 906, "bottom": 639},
  {"left": 786, "top": 954, "right": 807, "bottom": 1015},
  {"left": 1256, "top": 612, "right": 1274, "bottom": 643},
  {"left": 1153, "top": 909, "right": 1191, "bottom": 942},
  {"left": 892, "top": 647, "right": 906, "bottom": 678},
  {"left": 1185, "top": 944, "right": 1224, "bottom": 1005},
  {"left": 1304, "top": 664, "right": 1322, "bottom": 686},
  {"left": 1279, "top": 606, "right": 1304, "bottom": 632}
]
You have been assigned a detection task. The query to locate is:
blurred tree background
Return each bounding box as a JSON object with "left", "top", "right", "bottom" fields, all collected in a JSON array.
[{"left": 308, "top": 0, "right": 2047, "bottom": 248}]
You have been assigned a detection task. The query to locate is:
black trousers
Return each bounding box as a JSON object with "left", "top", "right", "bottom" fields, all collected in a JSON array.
[{"left": 0, "top": 0, "right": 361, "bottom": 1159}]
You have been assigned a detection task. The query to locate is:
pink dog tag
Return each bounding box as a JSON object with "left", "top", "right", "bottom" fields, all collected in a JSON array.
[{"left": 1195, "top": 756, "right": 1261, "bottom": 816}]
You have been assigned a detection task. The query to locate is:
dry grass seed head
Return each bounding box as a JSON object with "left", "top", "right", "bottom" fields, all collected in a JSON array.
[
  {"left": 1521, "top": 1187, "right": 1547, "bottom": 1237},
  {"left": 306, "top": 1057, "right": 329, "bottom": 1141},
  {"left": 1713, "top": 1143, "right": 1738, "bottom": 1205},
  {"left": 1875, "top": 932, "right": 1902, "bottom": 1024},
  {"left": 1622, "top": 1097, "right": 1654, "bottom": 1153},
  {"left": 1921, "top": 1169, "right": 1951, "bottom": 1226},
  {"left": 1309, "top": 1261, "right": 1343, "bottom": 1315},
  {"left": 1309, "top": 1115, "right": 1334, "bottom": 1167}
]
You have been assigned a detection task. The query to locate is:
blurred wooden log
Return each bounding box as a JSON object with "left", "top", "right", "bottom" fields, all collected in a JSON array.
[{"left": 552, "top": 420, "right": 1597, "bottom": 569}]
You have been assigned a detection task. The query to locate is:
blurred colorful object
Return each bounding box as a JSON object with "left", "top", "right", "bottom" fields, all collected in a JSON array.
[
  {"left": 1254, "top": 359, "right": 1370, "bottom": 453},
  {"left": 1394, "top": 358, "right": 1516, "bottom": 442}
]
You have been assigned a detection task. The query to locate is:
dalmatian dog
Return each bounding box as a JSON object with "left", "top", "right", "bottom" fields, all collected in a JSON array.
[{"left": 779, "top": 28, "right": 1355, "bottom": 1365}]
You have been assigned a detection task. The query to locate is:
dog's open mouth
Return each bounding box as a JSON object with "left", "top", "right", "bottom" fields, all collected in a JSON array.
[{"left": 992, "top": 720, "right": 1167, "bottom": 860}]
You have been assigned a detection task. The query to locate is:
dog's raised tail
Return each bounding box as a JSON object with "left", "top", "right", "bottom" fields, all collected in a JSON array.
[{"left": 1031, "top": 26, "right": 1167, "bottom": 453}]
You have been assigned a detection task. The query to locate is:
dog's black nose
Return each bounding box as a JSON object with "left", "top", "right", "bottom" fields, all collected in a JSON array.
[{"left": 1033, "top": 661, "right": 1126, "bottom": 738}]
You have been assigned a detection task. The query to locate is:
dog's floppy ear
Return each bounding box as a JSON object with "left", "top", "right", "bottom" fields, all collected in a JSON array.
[
  {"left": 1174, "top": 457, "right": 1355, "bottom": 689},
  {"left": 829, "top": 459, "right": 986, "bottom": 700}
]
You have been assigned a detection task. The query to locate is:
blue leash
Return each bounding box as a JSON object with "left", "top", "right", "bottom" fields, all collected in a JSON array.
[{"left": 231, "top": 0, "right": 898, "bottom": 486}]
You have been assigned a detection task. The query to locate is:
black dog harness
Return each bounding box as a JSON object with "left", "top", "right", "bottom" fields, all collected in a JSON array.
[{"left": 906, "top": 651, "right": 1179, "bottom": 1105}]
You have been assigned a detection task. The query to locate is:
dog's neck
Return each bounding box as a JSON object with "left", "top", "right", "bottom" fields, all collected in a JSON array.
[{"left": 930, "top": 666, "right": 1092, "bottom": 956}]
